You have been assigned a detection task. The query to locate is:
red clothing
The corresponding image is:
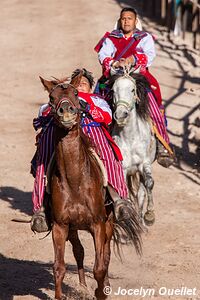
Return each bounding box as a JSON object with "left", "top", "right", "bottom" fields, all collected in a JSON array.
[
  {"left": 32, "top": 92, "right": 128, "bottom": 211},
  {"left": 96, "top": 30, "right": 162, "bottom": 106},
  {"left": 78, "top": 92, "right": 123, "bottom": 160},
  {"left": 78, "top": 92, "right": 112, "bottom": 126},
  {"left": 109, "top": 34, "right": 162, "bottom": 106}
]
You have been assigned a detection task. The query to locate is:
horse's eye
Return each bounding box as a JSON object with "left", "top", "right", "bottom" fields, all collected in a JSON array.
[{"left": 74, "top": 89, "right": 78, "bottom": 96}]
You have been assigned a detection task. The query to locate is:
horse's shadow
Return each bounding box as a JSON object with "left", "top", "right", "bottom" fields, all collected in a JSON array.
[
  {"left": 0, "top": 186, "right": 32, "bottom": 216},
  {"left": 0, "top": 253, "right": 95, "bottom": 300}
]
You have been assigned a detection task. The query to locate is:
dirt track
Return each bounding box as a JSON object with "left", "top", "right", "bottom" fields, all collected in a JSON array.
[{"left": 0, "top": 1, "right": 200, "bottom": 299}]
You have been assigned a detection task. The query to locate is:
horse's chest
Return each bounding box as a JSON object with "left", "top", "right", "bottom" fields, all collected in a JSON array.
[{"left": 116, "top": 137, "right": 143, "bottom": 167}]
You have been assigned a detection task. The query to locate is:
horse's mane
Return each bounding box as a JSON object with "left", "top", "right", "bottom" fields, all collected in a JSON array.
[{"left": 108, "top": 73, "right": 150, "bottom": 120}]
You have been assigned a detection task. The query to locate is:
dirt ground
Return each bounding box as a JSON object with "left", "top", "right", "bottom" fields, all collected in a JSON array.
[{"left": 0, "top": 1, "right": 200, "bottom": 300}]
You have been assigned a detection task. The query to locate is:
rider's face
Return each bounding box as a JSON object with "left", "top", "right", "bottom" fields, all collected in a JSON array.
[
  {"left": 120, "top": 11, "right": 137, "bottom": 34},
  {"left": 77, "top": 77, "right": 91, "bottom": 93}
]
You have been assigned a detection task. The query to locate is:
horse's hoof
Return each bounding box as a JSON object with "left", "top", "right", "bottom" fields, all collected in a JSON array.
[
  {"left": 54, "top": 295, "right": 66, "bottom": 300},
  {"left": 144, "top": 210, "right": 155, "bottom": 226},
  {"left": 95, "top": 288, "right": 107, "bottom": 300}
]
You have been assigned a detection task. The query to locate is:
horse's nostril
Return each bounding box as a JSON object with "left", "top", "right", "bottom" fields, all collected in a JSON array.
[
  {"left": 59, "top": 107, "right": 64, "bottom": 114},
  {"left": 114, "top": 112, "right": 118, "bottom": 120},
  {"left": 124, "top": 111, "right": 128, "bottom": 118},
  {"left": 69, "top": 106, "right": 75, "bottom": 113}
]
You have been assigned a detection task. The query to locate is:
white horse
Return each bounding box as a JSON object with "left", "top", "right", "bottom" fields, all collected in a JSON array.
[{"left": 110, "top": 68, "right": 157, "bottom": 226}]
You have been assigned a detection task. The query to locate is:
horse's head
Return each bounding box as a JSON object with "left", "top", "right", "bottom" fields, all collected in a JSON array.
[
  {"left": 112, "top": 74, "right": 140, "bottom": 127},
  {"left": 40, "top": 76, "right": 81, "bottom": 129}
]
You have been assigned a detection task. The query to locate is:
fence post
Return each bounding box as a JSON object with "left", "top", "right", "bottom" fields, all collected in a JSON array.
[
  {"left": 142, "top": 0, "right": 147, "bottom": 12},
  {"left": 182, "top": 0, "right": 189, "bottom": 40},
  {"left": 152, "top": 0, "right": 157, "bottom": 16},
  {"left": 161, "top": 0, "right": 167, "bottom": 24},
  {"left": 192, "top": 0, "right": 199, "bottom": 48},
  {"left": 167, "top": 0, "right": 174, "bottom": 31}
]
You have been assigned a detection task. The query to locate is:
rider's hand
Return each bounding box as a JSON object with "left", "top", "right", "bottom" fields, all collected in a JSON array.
[
  {"left": 125, "top": 55, "right": 136, "bottom": 65},
  {"left": 79, "top": 99, "right": 90, "bottom": 112},
  {"left": 111, "top": 60, "right": 120, "bottom": 68},
  {"left": 118, "top": 58, "right": 126, "bottom": 67}
]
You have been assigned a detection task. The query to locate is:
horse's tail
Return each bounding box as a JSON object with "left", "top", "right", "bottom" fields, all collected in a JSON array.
[{"left": 112, "top": 200, "right": 143, "bottom": 259}]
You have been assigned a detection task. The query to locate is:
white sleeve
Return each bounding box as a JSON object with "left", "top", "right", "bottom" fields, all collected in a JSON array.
[
  {"left": 38, "top": 103, "right": 49, "bottom": 117},
  {"left": 98, "top": 38, "right": 117, "bottom": 64},
  {"left": 91, "top": 95, "right": 112, "bottom": 117},
  {"left": 138, "top": 33, "right": 156, "bottom": 67}
]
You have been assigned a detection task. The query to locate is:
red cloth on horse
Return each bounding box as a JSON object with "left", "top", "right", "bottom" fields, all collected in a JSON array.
[{"left": 141, "top": 69, "right": 162, "bottom": 107}]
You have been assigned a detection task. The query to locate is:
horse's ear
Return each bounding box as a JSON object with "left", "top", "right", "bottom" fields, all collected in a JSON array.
[
  {"left": 39, "top": 76, "right": 56, "bottom": 92},
  {"left": 70, "top": 70, "right": 83, "bottom": 88}
]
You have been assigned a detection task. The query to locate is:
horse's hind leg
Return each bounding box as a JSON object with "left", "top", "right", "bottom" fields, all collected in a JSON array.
[
  {"left": 52, "top": 223, "right": 69, "bottom": 300},
  {"left": 142, "top": 163, "right": 155, "bottom": 226},
  {"left": 91, "top": 222, "right": 107, "bottom": 300},
  {"left": 68, "top": 229, "right": 87, "bottom": 287}
]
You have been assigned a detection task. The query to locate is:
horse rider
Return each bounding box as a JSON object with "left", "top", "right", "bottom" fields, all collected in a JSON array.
[
  {"left": 31, "top": 68, "right": 130, "bottom": 233},
  {"left": 94, "top": 7, "right": 175, "bottom": 167}
]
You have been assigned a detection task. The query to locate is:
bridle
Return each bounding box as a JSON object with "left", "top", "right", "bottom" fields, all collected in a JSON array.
[
  {"left": 113, "top": 73, "right": 140, "bottom": 112},
  {"left": 48, "top": 83, "right": 80, "bottom": 115}
]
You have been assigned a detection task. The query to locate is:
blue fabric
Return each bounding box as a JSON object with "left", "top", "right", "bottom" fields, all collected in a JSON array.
[{"left": 81, "top": 118, "right": 101, "bottom": 133}]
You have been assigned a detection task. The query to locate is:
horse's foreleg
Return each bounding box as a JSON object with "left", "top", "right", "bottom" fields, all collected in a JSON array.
[
  {"left": 142, "top": 163, "right": 155, "bottom": 226},
  {"left": 52, "top": 223, "right": 68, "bottom": 300},
  {"left": 137, "top": 181, "right": 146, "bottom": 222},
  {"left": 103, "top": 220, "right": 113, "bottom": 287},
  {"left": 91, "top": 222, "right": 107, "bottom": 300},
  {"left": 68, "top": 229, "right": 86, "bottom": 287}
]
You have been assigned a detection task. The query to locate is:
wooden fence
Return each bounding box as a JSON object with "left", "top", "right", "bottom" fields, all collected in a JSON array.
[{"left": 142, "top": 0, "right": 200, "bottom": 49}]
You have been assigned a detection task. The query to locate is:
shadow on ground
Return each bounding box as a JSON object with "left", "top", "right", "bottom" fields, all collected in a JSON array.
[
  {"left": 0, "top": 253, "right": 94, "bottom": 300},
  {"left": 0, "top": 186, "right": 32, "bottom": 216}
]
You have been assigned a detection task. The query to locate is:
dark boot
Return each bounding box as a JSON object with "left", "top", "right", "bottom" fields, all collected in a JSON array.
[
  {"left": 31, "top": 208, "right": 49, "bottom": 233},
  {"left": 31, "top": 192, "right": 52, "bottom": 233},
  {"left": 107, "top": 185, "right": 132, "bottom": 221},
  {"left": 157, "top": 142, "right": 175, "bottom": 168}
]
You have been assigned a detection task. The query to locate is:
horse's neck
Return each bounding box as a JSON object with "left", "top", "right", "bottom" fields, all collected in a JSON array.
[
  {"left": 121, "top": 107, "right": 139, "bottom": 138},
  {"left": 55, "top": 126, "right": 84, "bottom": 188}
]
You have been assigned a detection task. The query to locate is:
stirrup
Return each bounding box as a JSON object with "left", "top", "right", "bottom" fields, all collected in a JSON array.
[
  {"left": 31, "top": 211, "right": 49, "bottom": 233},
  {"left": 157, "top": 151, "right": 175, "bottom": 168},
  {"left": 157, "top": 143, "right": 175, "bottom": 168}
]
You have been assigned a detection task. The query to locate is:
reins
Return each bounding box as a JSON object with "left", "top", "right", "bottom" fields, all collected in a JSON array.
[{"left": 113, "top": 68, "right": 140, "bottom": 112}]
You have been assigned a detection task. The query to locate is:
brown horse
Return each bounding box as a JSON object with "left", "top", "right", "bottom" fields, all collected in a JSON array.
[{"left": 40, "top": 73, "right": 142, "bottom": 300}]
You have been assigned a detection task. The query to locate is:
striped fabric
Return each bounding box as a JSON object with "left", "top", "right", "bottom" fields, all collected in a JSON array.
[
  {"left": 32, "top": 121, "right": 54, "bottom": 212},
  {"left": 147, "top": 91, "right": 170, "bottom": 144},
  {"left": 32, "top": 117, "right": 128, "bottom": 212},
  {"left": 82, "top": 118, "right": 128, "bottom": 199}
]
